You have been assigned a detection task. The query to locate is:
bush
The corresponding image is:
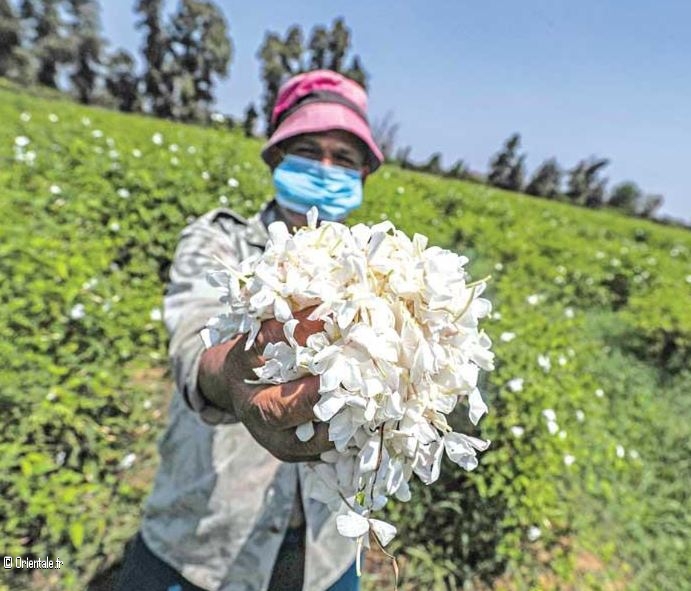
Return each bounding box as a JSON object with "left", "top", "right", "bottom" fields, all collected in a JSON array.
[{"left": 1, "top": 84, "right": 689, "bottom": 590}]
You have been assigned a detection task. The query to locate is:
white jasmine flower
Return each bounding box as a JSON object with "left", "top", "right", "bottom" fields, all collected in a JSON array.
[
  {"left": 118, "top": 452, "right": 137, "bottom": 470},
  {"left": 70, "top": 304, "right": 86, "bottom": 320},
  {"left": 219, "top": 195, "right": 229, "bottom": 205},
  {"left": 48, "top": 113, "right": 59, "bottom": 123},
  {"left": 537, "top": 354, "right": 551, "bottom": 372},
  {"left": 108, "top": 149, "right": 119, "bottom": 159},
  {"left": 109, "top": 222, "right": 120, "bottom": 232},
  {"left": 595, "top": 388, "right": 605, "bottom": 398},
  {"left": 510, "top": 425, "right": 524, "bottom": 438},
  {"left": 507, "top": 378, "right": 524, "bottom": 392},
  {"left": 20, "top": 112, "right": 31, "bottom": 122},
  {"left": 152, "top": 132, "right": 164, "bottom": 145},
  {"left": 563, "top": 454, "right": 575, "bottom": 466},
  {"left": 14, "top": 135, "right": 30, "bottom": 147},
  {"left": 117, "top": 188, "right": 131, "bottom": 199},
  {"left": 558, "top": 430, "right": 567, "bottom": 439},
  {"left": 187, "top": 145, "right": 197, "bottom": 154},
  {"left": 558, "top": 355, "right": 567, "bottom": 366},
  {"left": 526, "top": 293, "right": 542, "bottom": 306},
  {"left": 575, "top": 410, "right": 585, "bottom": 422},
  {"left": 132, "top": 148, "right": 142, "bottom": 158},
  {"left": 396, "top": 186, "right": 405, "bottom": 194},
  {"left": 629, "top": 449, "right": 640, "bottom": 460},
  {"left": 527, "top": 526, "right": 541, "bottom": 541},
  {"left": 55, "top": 451, "right": 66, "bottom": 466},
  {"left": 92, "top": 129, "right": 103, "bottom": 139},
  {"left": 170, "top": 156, "right": 179, "bottom": 166},
  {"left": 564, "top": 307, "right": 574, "bottom": 318},
  {"left": 49, "top": 184, "right": 62, "bottom": 195},
  {"left": 201, "top": 171, "right": 210, "bottom": 181},
  {"left": 616, "top": 445, "right": 625, "bottom": 459},
  {"left": 201, "top": 207, "right": 494, "bottom": 552},
  {"left": 46, "top": 390, "right": 58, "bottom": 401},
  {"left": 500, "top": 331, "right": 516, "bottom": 342},
  {"left": 494, "top": 262, "right": 503, "bottom": 271},
  {"left": 542, "top": 409, "right": 556, "bottom": 422},
  {"left": 227, "top": 177, "right": 239, "bottom": 188},
  {"left": 81, "top": 116, "right": 91, "bottom": 126},
  {"left": 169, "top": 143, "right": 179, "bottom": 152},
  {"left": 149, "top": 308, "right": 162, "bottom": 322},
  {"left": 541, "top": 409, "right": 559, "bottom": 435}
]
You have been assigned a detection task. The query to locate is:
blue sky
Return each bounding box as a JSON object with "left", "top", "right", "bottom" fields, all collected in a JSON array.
[{"left": 101, "top": 0, "right": 691, "bottom": 222}]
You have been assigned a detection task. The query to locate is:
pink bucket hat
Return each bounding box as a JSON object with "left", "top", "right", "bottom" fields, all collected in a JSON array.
[{"left": 261, "top": 70, "right": 384, "bottom": 172}]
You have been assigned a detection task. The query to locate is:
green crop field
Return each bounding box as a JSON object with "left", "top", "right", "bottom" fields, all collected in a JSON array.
[{"left": 1, "top": 80, "right": 689, "bottom": 591}]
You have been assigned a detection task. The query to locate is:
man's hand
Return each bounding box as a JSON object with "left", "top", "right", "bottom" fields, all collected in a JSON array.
[{"left": 198, "top": 308, "right": 332, "bottom": 462}]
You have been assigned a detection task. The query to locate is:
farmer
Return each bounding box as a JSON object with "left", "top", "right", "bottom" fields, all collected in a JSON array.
[{"left": 115, "top": 70, "right": 384, "bottom": 591}]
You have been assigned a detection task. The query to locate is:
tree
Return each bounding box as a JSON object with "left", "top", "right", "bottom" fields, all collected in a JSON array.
[
  {"left": 136, "top": 0, "right": 174, "bottom": 117},
  {"left": 444, "top": 158, "right": 467, "bottom": 180},
  {"left": 21, "top": 0, "right": 72, "bottom": 88},
  {"left": 243, "top": 102, "right": 257, "bottom": 137},
  {"left": 638, "top": 194, "right": 663, "bottom": 219},
  {"left": 396, "top": 145, "right": 412, "bottom": 169},
  {"left": 507, "top": 154, "right": 525, "bottom": 192},
  {"left": 371, "top": 111, "right": 400, "bottom": 162},
  {"left": 525, "top": 158, "right": 562, "bottom": 199},
  {"left": 307, "top": 24, "right": 328, "bottom": 69},
  {"left": 607, "top": 181, "right": 642, "bottom": 215},
  {"left": 105, "top": 49, "right": 141, "bottom": 112},
  {"left": 257, "top": 18, "right": 367, "bottom": 134},
  {"left": 423, "top": 152, "right": 443, "bottom": 175},
  {"left": 566, "top": 157, "right": 609, "bottom": 208},
  {"left": 343, "top": 54, "right": 366, "bottom": 88},
  {"left": 488, "top": 133, "right": 525, "bottom": 191},
  {"left": 0, "top": 0, "right": 22, "bottom": 77},
  {"left": 66, "top": 0, "right": 103, "bottom": 104},
  {"left": 168, "top": 0, "right": 232, "bottom": 122}
]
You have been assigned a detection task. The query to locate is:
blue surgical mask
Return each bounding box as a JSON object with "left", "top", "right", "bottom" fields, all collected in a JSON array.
[{"left": 273, "top": 154, "right": 363, "bottom": 221}]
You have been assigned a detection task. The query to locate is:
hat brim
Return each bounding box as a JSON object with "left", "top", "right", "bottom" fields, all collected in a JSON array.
[{"left": 261, "top": 102, "right": 384, "bottom": 172}]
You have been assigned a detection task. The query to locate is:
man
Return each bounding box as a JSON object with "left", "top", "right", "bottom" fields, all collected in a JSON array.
[{"left": 116, "top": 70, "right": 384, "bottom": 591}]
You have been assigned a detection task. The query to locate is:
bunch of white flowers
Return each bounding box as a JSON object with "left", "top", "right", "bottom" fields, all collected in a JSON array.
[{"left": 201, "top": 208, "right": 494, "bottom": 570}]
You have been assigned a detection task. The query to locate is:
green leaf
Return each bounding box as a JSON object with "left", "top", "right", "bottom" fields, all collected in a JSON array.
[{"left": 69, "top": 521, "right": 85, "bottom": 549}]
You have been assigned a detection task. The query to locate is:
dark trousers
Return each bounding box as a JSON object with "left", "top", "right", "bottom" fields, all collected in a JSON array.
[{"left": 115, "top": 528, "right": 359, "bottom": 591}]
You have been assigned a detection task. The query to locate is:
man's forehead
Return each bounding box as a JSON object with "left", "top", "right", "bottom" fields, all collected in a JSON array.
[{"left": 288, "top": 130, "right": 362, "bottom": 151}]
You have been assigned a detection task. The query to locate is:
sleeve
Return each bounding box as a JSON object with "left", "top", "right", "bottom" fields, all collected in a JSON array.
[{"left": 163, "top": 209, "right": 251, "bottom": 425}]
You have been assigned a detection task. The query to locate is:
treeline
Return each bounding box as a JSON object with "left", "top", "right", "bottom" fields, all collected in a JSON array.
[
  {"left": 1, "top": 0, "right": 232, "bottom": 122},
  {"left": 485, "top": 133, "right": 664, "bottom": 220},
  {"left": 390, "top": 132, "right": 666, "bottom": 222},
  {"left": 0, "top": 1, "right": 674, "bottom": 222},
  {"left": 0, "top": 0, "right": 367, "bottom": 135}
]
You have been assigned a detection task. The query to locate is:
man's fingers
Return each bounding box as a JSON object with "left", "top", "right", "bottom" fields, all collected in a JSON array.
[
  {"left": 254, "top": 306, "right": 325, "bottom": 351},
  {"left": 246, "top": 375, "right": 323, "bottom": 429},
  {"left": 254, "top": 421, "right": 333, "bottom": 463},
  {"left": 292, "top": 307, "right": 325, "bottom": 346}
]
